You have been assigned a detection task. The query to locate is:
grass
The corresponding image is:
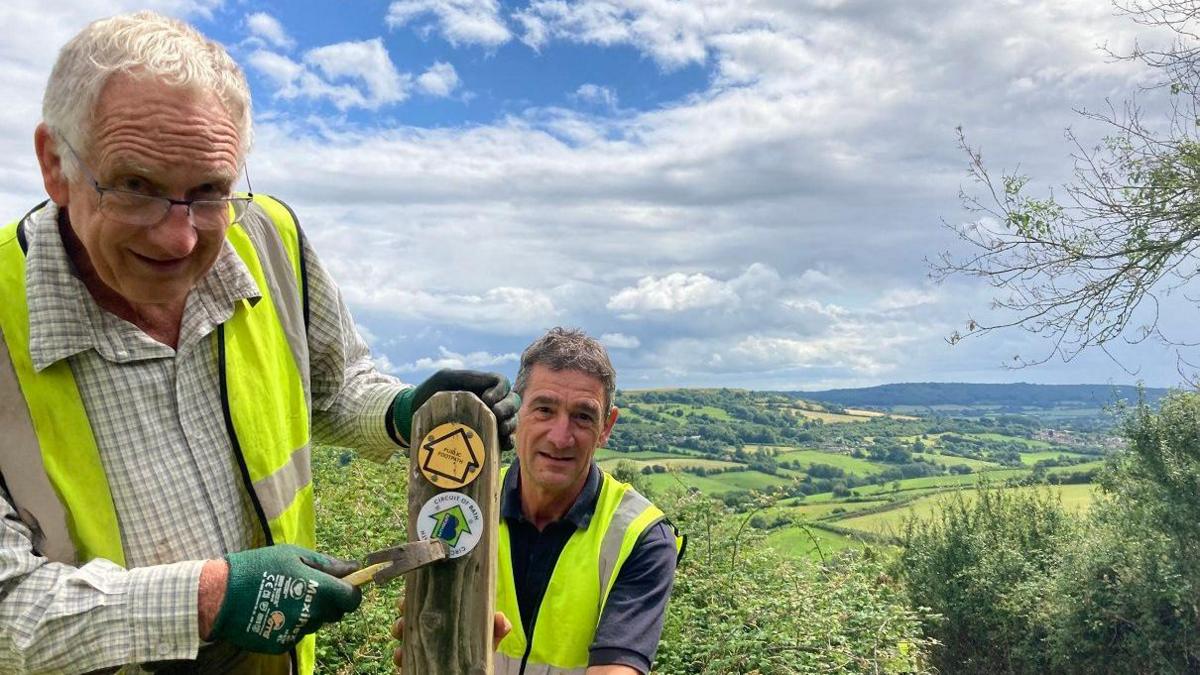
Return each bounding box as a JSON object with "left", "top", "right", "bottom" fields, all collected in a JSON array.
[
  {"left": 912, "top": 452, "right": 1003, "bottom": 471},
  {"left": 764, "top": 524, "right": 862, "bottom": 560},
  {"left": 742, "top": 444, "right": 798, "bottom": 455},
  {"left": 312, "top": 446, "right": 409, "bottom": 675},
  {"left": 970, "top": 432, "right": 1054, "bottom": 449},
  {"left": 1019, "top": 450, "right": 1093, "bottom": 465},
  {"left": 598, "top": 456, "right": 744, "bottom": 472},
  {"left": 594, "top": 448, "right": 694, "bottom": 462},
  {"left": 844, "top": 408, "right": 921, "bottom": 421},
  {"left": 643, "top": 471, "right": 747, "bottom": 495},
  {"left": 802, "top": 469, "right": 1034, "bottom": 502},
  {"left": 1046, "top": 460, "right": 1106, "bottom": 474},
  {"left": 685, "top": 405, "right": 733, "bottom": 420},
  {"left": 832, "top": 484, "right": 1098, "bottom": 538},
  {"left": 793, "top": 409, "right": 871, "bottom": 424},
  {"left": 781, "top": 500, "right": 891, "bottom": 520},
  {"left": 775, "top": 449, "right": 891, "bottom": 475},
  {"left": 716, "top": 471, "right": 793, "bottom": 491},
  {"left": 638, "top": 402, "right": 732, "bottom": 421}
]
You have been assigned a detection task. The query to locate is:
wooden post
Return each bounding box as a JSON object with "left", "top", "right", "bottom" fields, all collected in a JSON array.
[{"left": 404, "top": 391, "right": 499, "bottom": 675}]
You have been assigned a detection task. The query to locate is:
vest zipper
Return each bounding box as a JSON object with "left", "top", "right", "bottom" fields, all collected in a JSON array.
[
  {"left": 518, "top": 575, "right": 549, "bottom": 675},
  {"left": 518, "top": 627, "right": 534, "bottom": 675},
  {"left": 217, "top": 324, "right": 299, "bottom": 675}
]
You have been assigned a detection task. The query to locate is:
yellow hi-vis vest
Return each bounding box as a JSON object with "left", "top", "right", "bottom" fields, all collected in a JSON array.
[
  {"left": 495, "top": 467, "right": 682, "bottom": 675},
  {"left": 0, "top": 195, "right": 316, "bottom": 675}
]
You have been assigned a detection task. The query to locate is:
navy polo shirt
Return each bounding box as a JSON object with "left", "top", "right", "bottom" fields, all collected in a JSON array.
[{"left": 502, "top": 459, "right": 678, "bottom": 674}]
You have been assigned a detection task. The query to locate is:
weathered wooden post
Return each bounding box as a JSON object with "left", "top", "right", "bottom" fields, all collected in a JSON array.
[{"left": 404, "top": 391, "right": 499, "bottom": 675}]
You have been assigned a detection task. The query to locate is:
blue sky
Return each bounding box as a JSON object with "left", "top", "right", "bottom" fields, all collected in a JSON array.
[{"left": 0, "top": 0, "right": 1194, "bottom": 390}]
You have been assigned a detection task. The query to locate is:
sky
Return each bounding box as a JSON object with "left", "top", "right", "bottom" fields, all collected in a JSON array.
[{"left": 0, "top": 0, "right": 1193, "bottom": 390}]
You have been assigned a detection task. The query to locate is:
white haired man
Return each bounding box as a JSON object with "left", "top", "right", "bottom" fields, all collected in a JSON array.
[{"left": 0, "top": 12, "right": 517, "bottom": 675}]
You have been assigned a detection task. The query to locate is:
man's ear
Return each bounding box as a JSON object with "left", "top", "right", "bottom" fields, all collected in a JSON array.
[
  {"left": 598, "top": 406, "right": 620, "bottom": 448},
  {"left": 34, "top": 124, "right": 71, "bottom": 206}
]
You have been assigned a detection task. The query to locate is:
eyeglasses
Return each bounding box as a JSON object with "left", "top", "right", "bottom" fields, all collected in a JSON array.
[{"left": 58, "top": 136, "right": 254, "bottom": 230}]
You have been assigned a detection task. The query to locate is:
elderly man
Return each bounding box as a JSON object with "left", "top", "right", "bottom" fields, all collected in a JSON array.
[
  {"left": 394, "top": 327, "right": 682, "bottom": 675},
  {"left": 0, "top": 12, "right": 517, "bottom": 675}
]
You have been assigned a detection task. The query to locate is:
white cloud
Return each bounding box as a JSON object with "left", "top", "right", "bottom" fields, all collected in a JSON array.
[
  {"left": 515, "top": 0, "right": 716, "bottom": 69},
  {"left": 601, "top": 332, "right": 641, "bottom": 349},
  {"left": 305, "top": 39, "right": 408, "bottom": 107},
  {"left": 573, "top": 83, "right": 618, "bottom": 108},
  {"left": 245, "top": 12, "right": 294, "bottom": 50},
  {"left": 416, "top": 61, "right": 461, "bottom": 97},
  {"left": 607, "top": 271, "right": 738, "bottom": 314},
  {"left": 248, "top": 39, "right": 409, "bottom": 110},
  {"left": 730, "top": 333, "right": 910, "bottom": 376},
  {"left": 373, "top": 354, "right": 401, "bottom": 374},
  {"left": 247, "top": 50, "right": 304, "bottom": 86},
  {"left": 874, "top": 288, "right": 940, "bottom": 312},
  {"left": 386, "top": 0, "right": 511, "bottom": 47},
  {"left": 1, "top": 0, "right": 1188, "bottom": 390},
  {"left": 605, "top": 264, "right": 831, "bottom": 322},
  {"left": 396, "top": 346, "right": 519, "bottom": 372}
]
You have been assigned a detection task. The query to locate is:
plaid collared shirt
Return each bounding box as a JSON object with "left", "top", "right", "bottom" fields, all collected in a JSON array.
[{"left": 0, "top": 203, "right": 406, "bottom": 674}]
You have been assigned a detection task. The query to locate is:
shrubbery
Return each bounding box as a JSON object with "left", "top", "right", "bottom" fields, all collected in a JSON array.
[
  {"left": 655, "top": 489, "right": 933, "bottom": 674},
  {"left": 898, "top": 391, "right": 1200, "bottom": 674}
]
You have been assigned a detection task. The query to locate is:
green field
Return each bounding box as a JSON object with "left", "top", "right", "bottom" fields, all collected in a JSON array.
[
  {"left": 765, "top": 524, "right": 862, "bottom": 559},
  {"left": 742, "top": 444, "right": 800, "bottom": 455},
  {"left": 640, "top": 402, "right": 732, "bottom": 421},
  {"left": 775, "top": 449, "right": 891, "bottom": 475},
  {"left": 970, "top": 432, "right": 1054, "bottom": 448},
  {"left": 643, "top": 471, "right": 746, "bottom": 495},
  {"left": 1019, "top": 450, "right": 1093, "bottom": 465},
  {"left": 803, "top": 469, "right": 1033, "bottom": 501},
  {"left": 594, "top": 449, "right": 694, "bottom": 462},
  {"left": 912, "top": 452, "right": 1002, "bottom": 470},
  {"left": 794, "top": 409, "right": 871, "bottom": 424},
  {"left": 1046, "top": 460, "right": 1105, "bottom": 474},
  {"left": 598, "top": 457, "right": 744, "bottom": 473},
  {"left": 833, "top": 483, "right": 1098, "bottom": 538},
  {"left": 782, "top": 500, "right": 890, "bottom": 520},
  {"left": 716, "top": 470, "right": 794, "bottom": 491}
]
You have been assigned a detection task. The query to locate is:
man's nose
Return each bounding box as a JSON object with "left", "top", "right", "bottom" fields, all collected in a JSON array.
[
  {"left": 150, "top": 202, "right": 199, "bottom": 257},
  {"left": 546, "top": 414, "right": 574, "bottom": 449}
]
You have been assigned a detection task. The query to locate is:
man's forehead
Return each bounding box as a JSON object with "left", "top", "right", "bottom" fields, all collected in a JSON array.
[
  {"left": 89, "top": 75, "right": 242, "bottom": 161},
  {"left": 525, "top": 365, "right": 606, "bottom": 404}
]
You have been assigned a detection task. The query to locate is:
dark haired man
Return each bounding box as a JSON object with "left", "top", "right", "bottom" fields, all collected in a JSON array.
[{"left": 495, "top": 327, "right": 683, "bottom": 675}]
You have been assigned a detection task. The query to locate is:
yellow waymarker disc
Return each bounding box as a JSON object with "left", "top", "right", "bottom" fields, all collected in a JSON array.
[{"left": 417, "top": 422, "right": 486, "bottom": 489}]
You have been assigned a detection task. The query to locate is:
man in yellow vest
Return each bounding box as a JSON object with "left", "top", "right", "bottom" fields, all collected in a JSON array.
[
  {"left": 393, "top": 327, "right": 681, "bottom": 675},
  {"left": 0, "top": 12, "right": 518, "bottom": 675}
]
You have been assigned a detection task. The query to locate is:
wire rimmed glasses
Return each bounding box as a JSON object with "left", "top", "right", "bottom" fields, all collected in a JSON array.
[{"left": 58, "top": 135, "right": 253, "bottom": 230}]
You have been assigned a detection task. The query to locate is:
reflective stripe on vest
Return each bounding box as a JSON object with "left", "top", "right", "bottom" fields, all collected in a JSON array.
[
  {"left": 0, "top": 195, "right": 316, "bottom": 675},
  {"left": 494, "top": 467, "right": 671, "bottom": 674}
]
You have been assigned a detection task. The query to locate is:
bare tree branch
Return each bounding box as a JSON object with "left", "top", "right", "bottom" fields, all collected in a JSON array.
[{"left": 932, "top": 5, "right": 1200, "bottom": 370}]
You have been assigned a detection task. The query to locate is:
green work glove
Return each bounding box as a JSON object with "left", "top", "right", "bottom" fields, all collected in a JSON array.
[
  {"left": 391, "top": 369, "right": 520, "bottom": 451},
  {"left": 210, "top": 544, "right": 362, "bottom": 654}
]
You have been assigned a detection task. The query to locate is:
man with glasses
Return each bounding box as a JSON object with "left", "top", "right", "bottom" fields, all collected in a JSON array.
[{"left": 0, "top": 12, "right": 517, "bottom": 675}]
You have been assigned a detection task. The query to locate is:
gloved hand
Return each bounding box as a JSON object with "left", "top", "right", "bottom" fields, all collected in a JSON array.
[
  {"left": 392, "top": 369, "right": 520, "bottom": 451},
  {"left": 209, "top": 544, "right": 362, "bottom": 654}
]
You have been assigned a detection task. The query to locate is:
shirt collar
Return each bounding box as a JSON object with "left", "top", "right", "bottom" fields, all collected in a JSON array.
[
  {"left": 22, "top": 202, "right": 262, "bottom": 370},
  {"left": 501, "top": 458, "right": 602, "bottom": 530}
]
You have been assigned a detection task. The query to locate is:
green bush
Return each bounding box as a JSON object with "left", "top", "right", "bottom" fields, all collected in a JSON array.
[
  {"left": 656, "top": 490, "right": 932, "bottom": 674},
  {"left": 1037, "top": 392, "right": 1200, "bottom": 673},
  {"left": 898, "top": 392, "right": 1200, "bottom": 674},
  {"left": 310, "top": 448, "right": 932, "bottom": 674},
  {"left": 898, "top": 485, "right": 1074, "bottom": 673}
]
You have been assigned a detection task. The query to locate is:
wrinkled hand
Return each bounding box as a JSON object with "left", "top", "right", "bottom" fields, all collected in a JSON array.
[
  {"left": 393, "top": 369, "right": 520, "bottom": 451},
  {"left": 391, "top": 597, "right": 511, "bottom": 671},
  {"left": 207, "top": 544, "right": 362, "bottom": 654}
]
